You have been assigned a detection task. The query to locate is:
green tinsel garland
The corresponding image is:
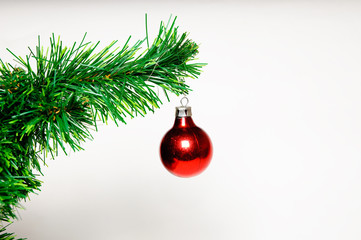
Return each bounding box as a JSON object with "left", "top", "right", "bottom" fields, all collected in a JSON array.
[{"left": 0, "top": 16, "right": 206, "bottom": 239}]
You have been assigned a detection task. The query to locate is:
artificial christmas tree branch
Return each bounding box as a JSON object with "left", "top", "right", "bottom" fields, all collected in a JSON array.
[{"left": 0, "top": 16, "right": 206, "bottom": 239}]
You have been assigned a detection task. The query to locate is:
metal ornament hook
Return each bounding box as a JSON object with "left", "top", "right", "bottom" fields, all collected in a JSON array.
[
  {"left": 180, "top": 96, "right": 189, "bottom": 107},
  {"left": 176, "top": 96, "right": 192, "bottom": 117}
]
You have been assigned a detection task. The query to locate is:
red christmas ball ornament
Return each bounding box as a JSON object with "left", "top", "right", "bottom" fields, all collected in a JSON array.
[{"left": 160, "top": 98, "right": 213, "bottom": 177}]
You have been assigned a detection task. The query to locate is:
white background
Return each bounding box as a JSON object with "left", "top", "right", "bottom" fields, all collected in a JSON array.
[{"left": 2, "top": 0, "right": 361, "bottom": 239}]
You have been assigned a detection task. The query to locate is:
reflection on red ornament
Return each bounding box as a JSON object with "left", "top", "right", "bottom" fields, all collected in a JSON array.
[{"left": 160, "top": 102, "right": 213, "bottom": 177}]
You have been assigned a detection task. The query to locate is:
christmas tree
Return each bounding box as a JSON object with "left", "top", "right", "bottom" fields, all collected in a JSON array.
[{"left": 0, "top": 16, "right": 206, "bottom": 239}]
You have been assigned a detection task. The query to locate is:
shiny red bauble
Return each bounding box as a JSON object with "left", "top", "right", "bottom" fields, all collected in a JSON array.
[{"left": 160, "top": 106, "right": 213, "bottom": 177}]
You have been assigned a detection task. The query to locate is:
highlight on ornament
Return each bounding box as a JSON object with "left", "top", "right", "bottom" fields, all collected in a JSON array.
[
  {"left": 0, "top": 16, "right": 206, "bottom": 239},
  {"left": 160, "top": 97, "right": 213, "bottom": 177}
]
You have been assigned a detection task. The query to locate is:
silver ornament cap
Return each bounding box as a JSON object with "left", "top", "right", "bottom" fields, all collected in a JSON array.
[{"left": 176, "top": 106, "right": 192, "bottom": 118}]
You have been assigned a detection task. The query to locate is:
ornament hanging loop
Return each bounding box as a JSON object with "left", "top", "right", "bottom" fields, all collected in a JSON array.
[
  {"left": 176, "top": 96, "right": 192, "bottom": 117},
  {"left": 180, "top": 96, "right": 189, "bottom": 107}
]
